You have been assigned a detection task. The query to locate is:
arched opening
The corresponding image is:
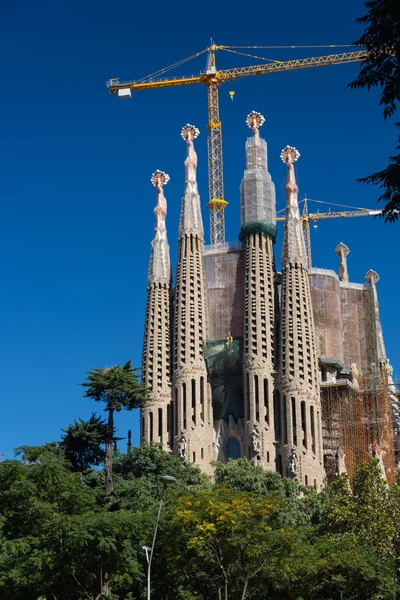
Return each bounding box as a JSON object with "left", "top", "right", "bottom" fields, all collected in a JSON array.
[{"left": 226, "top": 438, "right": 241, "bottom": 460}]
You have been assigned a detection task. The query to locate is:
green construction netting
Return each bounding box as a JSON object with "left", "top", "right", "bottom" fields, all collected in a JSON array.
[{"left": 238, "top": 221, "right": 277, "bottom": 243}]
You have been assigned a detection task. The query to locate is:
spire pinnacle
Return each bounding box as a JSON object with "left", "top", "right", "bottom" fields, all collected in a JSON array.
[
  {"left": 281, "top": 146, "right": 306, "bottom": 267},
  {"left": 181, "top": 124, "right": 200, "bottom": 185},
  {"left": 151, "top": 170, "right": 170, "bottom": 238},
  {"left": 147, "top": 170, "right": 171, "bottom": 284},
  {"left": 246, "top": 111, "right": 265, "bottom": 138},
  {"left": 179, "top": 124, "right": 204, "bottom": 238},
  {"left": 335, "top": 242, "right": 350, "bottom": 282}
]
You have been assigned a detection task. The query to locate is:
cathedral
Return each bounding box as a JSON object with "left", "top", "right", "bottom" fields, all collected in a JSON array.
[{"left": 140, "top": 112, "right": 396, "bottom": 486}]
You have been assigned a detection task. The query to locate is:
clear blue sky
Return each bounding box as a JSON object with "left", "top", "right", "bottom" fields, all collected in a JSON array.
[{"left": 1, "top": 0, "right": 398, "bottom": 458}]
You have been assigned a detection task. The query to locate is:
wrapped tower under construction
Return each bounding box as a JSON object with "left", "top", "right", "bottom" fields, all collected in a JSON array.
[{"left": 141, "top": 112, "right": 396, "bottom": 486}]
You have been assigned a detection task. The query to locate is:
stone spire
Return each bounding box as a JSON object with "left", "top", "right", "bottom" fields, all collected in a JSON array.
[
  {"left": 278, "top": 146, "right": 325, "bottom": 488},
  {"left": 141, "top": 171, "right": 172, "bottom": 451},
  {"left": 172, "top": 125, "right": 213, "bottom": 474},
  {"left": 240, "top": 112, "right": 277, "bottom": 470},
  {"left": 365, "top": 269, "right": 387, "bottom": 365},
  {"left": 240, "top": 111, "right": 276, "bottom": 231},
  {"left": 148, "top": 170, "right": 171, "bottom": 284},
  {"left": 280, "top": 146, "right": 306, "bottom": 267},
  {"left": 335, "top": 242, "right": 350, "bottom": 282},
  {"left": 179, "top": 124, "right": 203, "bottom": 239}
]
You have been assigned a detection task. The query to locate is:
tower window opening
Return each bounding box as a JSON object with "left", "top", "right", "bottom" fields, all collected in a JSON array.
[
  {"left": 192, "top": 379, "right": 196, "bottom": 424},
  {"left": 264, "top": 378, "right": 269, "bottom": 424},
  {"left": 149, "top": 412, "right": 153, "bottom": 442},
  {"left": 201, "top": 447, "right": 204, "bottom": 459},
  {"left": 276, "top": 453, "right": 283, "bottom": 475},
  {"left": 174, "top": 389, "right": 178, "bottom": 436},
  {"left": 200, "top": 376, "right": 205, "bottom": 421},
  {"left": 310, "top": 406, "right": 316, "bottom": 454},
  {"left": 255, "top": 374, "right": 259, "bottom": 422},
  {"left": 183, "top": 383, "right": 187, "bottom": 430},
  {"left": 246, "top": 373, "right": 250, "bottom": 421},
  {"left": 291, "top": 397, "right": 297, "bottom": 446},
  {"left": 305, "top": 475, "right": 308, "bottom": 486},
  {"left": 142, "top": 416, "right": 145, "bottom": 441},
  {"left": 283, "top": 395, "right": 288, "bottom": 445},
  {"left": 158, "top": 408, "right": 163, "bottom": 440},
  {"left": 273, "top": 390, "right": 281, "bottom": 440},
  {"left": 193, "top": 451, "right": 196, "bottom": 463},
  {"left": 301, "top": 401, "right": 307, "bottom": 449}
]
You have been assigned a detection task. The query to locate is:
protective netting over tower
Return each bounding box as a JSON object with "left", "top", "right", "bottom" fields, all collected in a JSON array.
[
  {"left": 204, "top": 243, "right": 244, "bottom": 342},
  {"left": 321, "top": 369, "right": 395, "bottom": 485},
  {"left": 309, "top": 269, "right": 344, "bottom": 363},
  {"left": 340, "top": 283, "right": 370, "bottom": 372},
  {"left": 240, "top": 136, "right": 276, "bottom": 227}
]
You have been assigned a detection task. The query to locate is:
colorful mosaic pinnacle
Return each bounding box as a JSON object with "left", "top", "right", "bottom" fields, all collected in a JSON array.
[
  {"left": 280, "top": 145, "right": 300, "bottom": 164},
  {"left": 246, "top": 111, "right": 265, "bottom": 136}
]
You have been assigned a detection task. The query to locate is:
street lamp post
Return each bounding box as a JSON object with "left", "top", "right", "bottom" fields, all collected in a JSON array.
[{"left": 135, "top": 475, "right": 177, "bottom": 600}]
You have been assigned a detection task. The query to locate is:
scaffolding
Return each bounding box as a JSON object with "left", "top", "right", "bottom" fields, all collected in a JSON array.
[
  {"left": 321, "top": 368, "right": 395, "bottom": 485},
  {"left": 309, "top": 269, "right": 343, "bottom": 363},
  {"left": 204, "top": 242, "right": 244, "bottom": 342}
]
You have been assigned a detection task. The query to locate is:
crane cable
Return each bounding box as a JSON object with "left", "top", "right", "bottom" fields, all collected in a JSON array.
[{"left": 136, "top": 48, "right": 208, "bottom": 83}]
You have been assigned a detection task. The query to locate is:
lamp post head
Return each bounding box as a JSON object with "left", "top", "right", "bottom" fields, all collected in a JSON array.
[
  {"left": 160, "top": 475, "right": 177, "bottom": 485},
  {"left": 134, "top": 545, "right": 152, "bottom": 553}
]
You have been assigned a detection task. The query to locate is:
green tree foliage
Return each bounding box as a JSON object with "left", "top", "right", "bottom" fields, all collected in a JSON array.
[
  {"left": 59, "top": 413, "right": 108, "bottom": 472},
  {"left": 1, "top": 438, "right": 399, "bottom": 599},
  {"left": 350, "top": 0, "right": 400, "bottom": 220},
  {"left": 80, "top": 359, "right": 149, "bottom": 497}
]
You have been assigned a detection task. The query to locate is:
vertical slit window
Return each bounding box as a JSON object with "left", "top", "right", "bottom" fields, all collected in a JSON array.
[
  {"left": 142, "top": 416, "right": 145, "bottom": 440},
  {"left": 150, "top": 412, "right": 153, "bottom": 442},
  {"left": 310, "top": 406, "right": 316, "bottom": 454},
  {"left": 183, "top": 383, "right": 187, "bottom": 430},
  {"left": 170, "top": 402, "right": 174, "bottom": 446},
  {"left": 291, "top": 397, "right": 297, "bottom": 446},
  {"left": 283, "top": 395, "right": 288, "bottom": 445},
  {"left": 273, "top": 390, "right": 281, "bottom": 440},
  {"left": 166, "top": 404, "right": 170, "bottom": 433},
  {"left": 276, "top": 453, "right": 283, "bottom": 475},
  {"left": 264, "top": 378, "right": 269, "bottom": 424},
  {"left": 301, "top": 401, "right": 307, "bottom": 449},
  {"left": 317, "top": 411, "right": 322, "bottom": 461},
  {"left": 246, "top": 373, "right": 250, "bottom": 421},
  {"left": 200, "top": 376, "right": 204, "bottom": 421},
  {"left": 255, "top": 374, "right": 259, "bottom": 422},
  {"left": 192, "top": 379, "right": 196, "bottom": 424},
  {"left": 174, "top": 388, "right": 178, "bottom": 436},
  {"left": 193, "top": 451, "right": 196, "bottom": 463},
  {"left": 158, "top": 408, "right": 163, "bottom": 439}
]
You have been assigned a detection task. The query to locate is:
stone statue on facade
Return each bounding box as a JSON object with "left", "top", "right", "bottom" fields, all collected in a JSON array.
[
  {"left": 336, "top": 446, "right": 347, "bottom": 476},
  {"left": 178, "top": 434, "right": 187, "bottom": 460},
  {"left": 288, "top": 447, "right": 299, "bottom": 478},
  {"left": 350, "top": 363, "right": 359, "bottom": 389},
  {"left": 251, "top": 424, "right": 261, "bottom": 453},
  {"left": 373, "top": 443, "right": 387, "bottom": 481}
]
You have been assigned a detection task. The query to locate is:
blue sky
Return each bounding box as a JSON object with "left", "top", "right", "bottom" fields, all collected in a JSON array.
[{"left": 1, "top": 0, "right": 398, "bottom": 458}]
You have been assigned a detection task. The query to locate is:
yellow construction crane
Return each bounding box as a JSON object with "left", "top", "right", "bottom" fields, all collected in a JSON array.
[
  {"left": 107, "top": 44, "right": 367, "bottom": 249},
  {"left": 276, "top": 198, "right": 382, "bottom": 268}
]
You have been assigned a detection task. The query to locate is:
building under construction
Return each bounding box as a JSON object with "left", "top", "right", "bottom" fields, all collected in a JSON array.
[{"left": 140, "top": 113, "right": 395, "bottom": 486}]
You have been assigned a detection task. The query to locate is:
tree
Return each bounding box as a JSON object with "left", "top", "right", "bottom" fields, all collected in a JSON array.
[
  {"left": 60, "top": 413, "right": 108, "bottom": 472},
  {"left": 161, "top": 486, "right": 294, "bottom": 600},
  {"left": 80, "top": 360, "right": 149, "bottom": 497},
  {"left": 350, "top": 0, "right": 400, "bottom": 221}
]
